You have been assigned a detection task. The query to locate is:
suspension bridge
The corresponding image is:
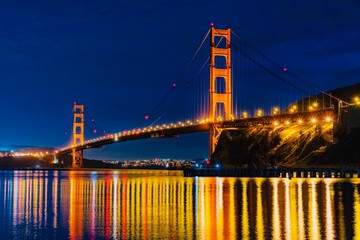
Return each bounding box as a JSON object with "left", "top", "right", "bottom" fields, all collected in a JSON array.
[{"left": 55, "top": 25, "right": 351, "bottom": 168}]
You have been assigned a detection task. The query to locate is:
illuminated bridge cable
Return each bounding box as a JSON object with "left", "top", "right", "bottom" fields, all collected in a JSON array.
[
  {"left": 143, "top": 29, "right": 211, "bottom": 126},
  {"left": 148, "top": 34, "right": 229, "bottom": 125},
  {"left": 213, "top": 28, "right": 311, "bottom": 97},
  {"left": 147, "top": 32, "right": 227, "bottom": 126},
  {"left": 147, "top": 29, "right": 210, "bottom": 119},
  {"left": 84, "top": 108, "right": 107, "bottom": 135},
  {"left": 84, "top": 121, "right": 96, "bottom": 134},
  {"left": 148, "top": 56, "right": 210, "bottom": 127},
  {"left": 230, "top": 29, "right": 348, "bottom": 104}
]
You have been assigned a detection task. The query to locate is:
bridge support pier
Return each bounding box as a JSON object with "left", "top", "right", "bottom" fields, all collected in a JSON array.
[
  {"left": 72, "top": 149, "right": 83, "bottom": 168},
  {"left": 53, "top": 154, "right": 59, "bottom": 164},
  {"left": 209, "top": 123, "right": 223, "bottom": 158}
]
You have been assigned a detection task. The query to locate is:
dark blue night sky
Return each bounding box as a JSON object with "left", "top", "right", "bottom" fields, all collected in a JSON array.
[{"left": 0, "top": 1, "right": 359, "bottom": 160}]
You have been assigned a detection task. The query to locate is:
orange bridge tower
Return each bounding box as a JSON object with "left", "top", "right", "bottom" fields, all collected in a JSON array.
[
  {"left": 72, "top": 103, "right": 84, "bottom": 168},
  {"left": 209, "top": 26, "right": 233, "bottom": 158}
]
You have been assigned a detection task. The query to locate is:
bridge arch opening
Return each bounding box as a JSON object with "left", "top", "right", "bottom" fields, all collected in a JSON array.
[
  {"left": 75, "top": 116, "right": 82, "bottom": 123},
  {"left": 214, "top": 36, "right": 227, "bottom": 49},
  {"left": 216, "top": 77, "right": 226, "bottom": 94},
  {"left": 214, "top": 55, "right": 227, "bottom": 69},
  {"left": 74, "top": 108, "right": 83, "bottom": 114},
  {"left": 215, "top": 102, "right": 225, "bottom": 120},
  {"left": 75, "top": 126, "right": 83, "bottom": 135}
]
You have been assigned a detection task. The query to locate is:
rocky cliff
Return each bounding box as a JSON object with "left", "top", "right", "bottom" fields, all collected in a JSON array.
[
  {"left": 212, "top": 122, "right": 337, "bottom": 168},
  {"left": 212, "top": 83, "right": 360, "bottom": 168}
]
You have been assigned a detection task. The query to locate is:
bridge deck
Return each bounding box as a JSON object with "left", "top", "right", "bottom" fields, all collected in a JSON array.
[{"left": 59, "top": 108, "right": 334, "bottom": 155}]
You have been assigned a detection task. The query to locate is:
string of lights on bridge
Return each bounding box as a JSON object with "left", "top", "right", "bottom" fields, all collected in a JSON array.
[
  {"left": 59, "top": 95, "right": 360, "bottom": 152},
  {"left": 60, "top": 108, "right": 338, "bottom": 151}
]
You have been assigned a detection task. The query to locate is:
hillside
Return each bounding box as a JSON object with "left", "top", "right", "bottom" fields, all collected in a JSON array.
[
  {"left": 212, "top": 83, "right": 360, "bottom": 168},
  {"left": 212, "top": 122, "right": 335, "bottom": 168},
  {"left": 0, "top": 156, "right": 53, "bottom": 169}
]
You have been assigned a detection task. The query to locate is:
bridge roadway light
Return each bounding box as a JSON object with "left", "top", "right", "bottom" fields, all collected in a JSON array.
[
  {"left": 256, "top": 109, "right": 263, "bottom": 117},
  {"left": 242, "top": 111, "right": 248, "bottom": 118},
  {"left": 325, "top": 116, "right": 332, "bottom": 122},
  {"left": 312, "top": 102, "right": 319, "bottom": 109},
  {"left": 311, "top": 117, "right": 317, "bottom": 123},
  {"left": 289, "top": 105, "right": 297, "bottom": 113},
  {"left": 272, "top": 107, "right": 279, "bottom": 115},
  {"left": 354, "top": 96, "right": 360, "bottom": 105}
]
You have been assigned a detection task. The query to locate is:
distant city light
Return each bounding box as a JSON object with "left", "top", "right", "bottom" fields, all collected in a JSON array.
[
  {"left": 145, "top": 115, "right": 149, "bottom": 120},
  {"left": 283, "top": 67, "right": 287, "bottom": 71}
]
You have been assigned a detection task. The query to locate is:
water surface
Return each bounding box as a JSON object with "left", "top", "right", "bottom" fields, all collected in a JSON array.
[{"left": 0, "top": 170, "right": 359, "bottom": 239}]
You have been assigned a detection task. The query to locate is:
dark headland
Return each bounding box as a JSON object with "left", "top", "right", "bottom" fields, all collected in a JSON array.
[{"left": 212, "top": 83, "right": 360, "bottom": 168}]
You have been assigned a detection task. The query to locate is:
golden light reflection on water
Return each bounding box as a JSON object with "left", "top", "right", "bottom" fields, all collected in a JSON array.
[
  {"left": 325, "top": 179, "right": 335, "bottom": 240},
  {"left": 297, "top": 179, "right": 305, "bottom": 240},
  {"left": 241, "top": 179, "right": 249, "bottom": 239},
  {"left": 272, "top": 178, "right": 280, "bottom": 240},
  {"left": 1, "top": 170, "right": 360, "bottom": 239},
  {"left": 354, "top": 184, "right": 360, "bottom": 240}
]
